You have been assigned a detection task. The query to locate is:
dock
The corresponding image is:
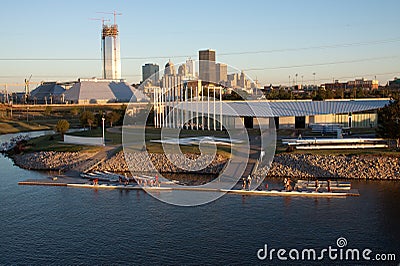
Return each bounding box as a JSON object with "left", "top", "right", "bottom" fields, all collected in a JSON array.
[{"left": 18, "top": 179, "right": 360, "bottom": 197}]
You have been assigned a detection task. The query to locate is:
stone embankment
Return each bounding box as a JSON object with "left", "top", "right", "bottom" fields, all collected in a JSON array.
[
  {"left": 13, "top": 150, "right": 400, "bottom": 180},
  {"left": 253, "top": 154, "right": 400, "bottom": 180},
  {"left": 94, "top": 151, "right": 227, "bottom": 174},
  {"left": 13, "top": 151, "right": 92, "bottom": 171}
]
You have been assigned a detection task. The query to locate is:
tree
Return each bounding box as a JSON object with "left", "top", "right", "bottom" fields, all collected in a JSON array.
[
  {"left": 80, "top": 110, "right": 95, "bottom": 130},
  {"left": 70, "top": 107, "right": 80, "bottom": 116},
  {"left": 377, "top": 96, "right": 400, "bottom": 148},
  {"left": 106, "top": 111, "right": 121, "bottom": 127},
  {"left": 55, "top": 119, "right": 70, "bottom": 139},
  {"left": 44, "top": 106, "right": 52, "bottom": 116}
]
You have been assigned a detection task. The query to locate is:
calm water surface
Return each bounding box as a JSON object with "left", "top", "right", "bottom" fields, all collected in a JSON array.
[{"left": 0, "top": 133, "right": 399, "bottom": 265}]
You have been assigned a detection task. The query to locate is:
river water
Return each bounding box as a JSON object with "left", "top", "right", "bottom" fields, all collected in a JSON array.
[{"left": 0, "top": 132, "right": 399, "bottom": 265}]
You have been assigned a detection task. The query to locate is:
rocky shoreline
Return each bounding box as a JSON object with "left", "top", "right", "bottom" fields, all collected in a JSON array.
[
  {"left": 13, "top": 151, "right": 92, "bottom": 171},
  {"left": 258, "top": 154, "right": 400, "bottom": 180},
  {"left": 93, "top": 151, "right": 227, "bottom": 174},
  {"left": 13, "top": 151, "right": 400, "bottom": 180}
]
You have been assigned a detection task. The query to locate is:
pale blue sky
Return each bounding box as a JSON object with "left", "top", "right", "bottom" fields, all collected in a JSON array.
[{"left": 1, "top": 0, "right": 399, "bottom": 91}]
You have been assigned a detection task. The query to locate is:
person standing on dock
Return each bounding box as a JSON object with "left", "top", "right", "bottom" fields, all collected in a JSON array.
[
  {"left": 287, "top": 178, "right": 292, "bottom": 191},
  {"left": 247, "top": 175, "right": 252, "bottom": 191},
  {"left": 327, "top": 179, "right": 331, "bottom": 192},
  {"left": 155, "top": 175, "right": 160, "bottom": 187},
  {"left": 242, "top": 177, "right": 247, "bottom": 190},
  {"left": 124, "top": 173, "right": 129, "bottom": 186}
]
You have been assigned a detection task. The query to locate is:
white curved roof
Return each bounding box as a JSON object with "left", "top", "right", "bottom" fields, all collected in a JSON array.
[
  {"left": 65, "top": 80, "right": 148, "bottom": 103},
  {"left": 172, "top": 99, "right": 389, "bottom": 117}
]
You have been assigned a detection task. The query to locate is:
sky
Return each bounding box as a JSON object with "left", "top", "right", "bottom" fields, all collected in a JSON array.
[{"left": 0, "top": 0, "right": 399, "bottom": 91}]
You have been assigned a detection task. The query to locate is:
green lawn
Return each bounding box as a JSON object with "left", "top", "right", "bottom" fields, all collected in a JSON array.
[
  {"left": 70, "top": 127, "right": 122, "bottom": 145},
  {"left": 25, "top": 134, "right": 101, "bottom": 153},
  {"left": 0, "top": 120, "right": 52, "bottom": 134}
]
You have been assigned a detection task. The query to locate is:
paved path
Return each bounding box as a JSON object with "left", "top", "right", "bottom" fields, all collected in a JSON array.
[
  {"left": 241, "top": 134, "right": 262, "bottom": 178},
  {"left": 63, "top": 145, "right": 121, "bottom": 178}
]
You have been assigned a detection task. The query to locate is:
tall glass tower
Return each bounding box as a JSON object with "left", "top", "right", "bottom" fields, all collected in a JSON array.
[{"left": 102, "top": 24, "right": 121, "bottom": 80}]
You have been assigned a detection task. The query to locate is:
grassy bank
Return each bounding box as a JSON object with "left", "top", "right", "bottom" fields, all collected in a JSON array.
[
  {"left": 17, "top": 124, "right": 399, "bottom": 158},
  {"left": 0, "top": 121, "right": 49, "bottom": 134},
  {"left": 24, "top": 133, "right": 101, "bottom": 153}
]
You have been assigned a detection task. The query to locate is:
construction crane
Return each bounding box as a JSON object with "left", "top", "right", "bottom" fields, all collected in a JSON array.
[
  {"left": 96, "top": 11, "right": 122, "bottom": 25},
  {"left": 0, "top": 80, "right": 41, "bottom": 104},
  {"left": 89, "top": 17, "right": 110, "bottom": 26}
]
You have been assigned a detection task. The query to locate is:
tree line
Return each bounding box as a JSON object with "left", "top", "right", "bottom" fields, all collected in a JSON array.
[{"left": 55, "top": 106, "right": 126, "bottom": 138}]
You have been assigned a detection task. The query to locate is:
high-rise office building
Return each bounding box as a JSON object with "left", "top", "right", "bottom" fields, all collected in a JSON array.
[
  {"left": 142, "top": 63, "right": 159, "bottom": 85},
  {"left": 238, "top": 71, "right": 246, "bottom": 88},
  {"left": 199, "top": 49, "right": 216, "bottom": 83},
  {"left": 185, "top": 58, "right": 196, "bottom": 77},
  {"left": 216, "top": 63, "right": 227, "bottom": 83},
  {"left": 164, "top": 60, "right": 176, "bottom": 76},
  {"left": 102, "top": 24, "right": 121, "bottom": 80}
]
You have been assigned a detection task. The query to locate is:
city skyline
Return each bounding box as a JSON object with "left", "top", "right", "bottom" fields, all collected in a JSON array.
[{"left": 0, "top": 0, "right": 399, "bottom": 91}]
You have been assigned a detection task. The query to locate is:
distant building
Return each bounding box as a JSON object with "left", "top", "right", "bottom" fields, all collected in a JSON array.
[
  {"left": 164, "top": 60, "right": 176, "bottom": 76},
  {"left": 323, "top": 78, "right": 379, "bottom": 91},
  {"left": 347, "top": 78, "right": 378, "bottom": 90},
  {"left": 216, "top": 63, "right": 227, "bottom": 84},
  {"left": 238, "top": 71, "right": 247, "bottom": 88},
  {"left": 102, "top": 24, "right": 121, "bottom": 80},
  {"left": 30, "top": 82, "right": 66, "bottom": 104},
  {"left": 161, "top": 60, "right": 182, "bottom": 89},
  {"left": 185, "top": 58, "right": 196, "bottom": 78},
  {"left": 227, "top": 73, "right": 238, "bottom": 88},
  {"left": 142, "top": 63, "right": 159, "bottom": 85},
  {"left": 64, "top": 78, "right": 147, "bottom": 104},
  {"left": 388, "top": 77, "right": 400, "bottom": 90},
  {"left": 199, "top": 49, "right": 216, "bottom": 83},
  {"left": 323, "top": 80, "right": 347, "bottom": 91},
  {"left": 178, "top": 64, "right": 188, "bottom": 76}
]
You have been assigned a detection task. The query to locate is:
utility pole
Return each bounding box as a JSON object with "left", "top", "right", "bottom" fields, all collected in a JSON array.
[
  {"left": 313, "top": 72, "right": 316, "bottom": 88},
  {"left": 102, "top": 116, "right": 105, "bottom": 146}
]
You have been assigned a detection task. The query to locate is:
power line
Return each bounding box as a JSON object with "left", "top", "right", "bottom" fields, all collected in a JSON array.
[
  {"left": 270, "top": 71, "right": 399, "bottom": 85},
  {"left": 0, "top": 38, "right": 399, "bottom": 61},
  {"left": 219, "top": 38, "right": 400, "bottom": 56},
  {"left": 243, "top": 55, "right": 400, "bottom": 71}
]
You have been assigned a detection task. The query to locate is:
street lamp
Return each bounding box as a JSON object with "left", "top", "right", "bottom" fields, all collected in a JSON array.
[
  {"left": 313, "top": 72, "right": 316, "bottom": 87},
  {"left": 102, "top": 116, "right": 105, "bottom": 146}
]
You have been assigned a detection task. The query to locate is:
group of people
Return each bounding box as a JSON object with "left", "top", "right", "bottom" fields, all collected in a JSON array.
[
  {"left": 315, "top": 179, "right": 332, "bottom": 192},
  {"left": 283, "top": 177, "right": 293, "bottom": 191},
  {"left": 242, "top": 175, "right": 252, "bottom": 190},
  {"left": 118, "top": 174, "right": 130, "bottom": 186},
  {"left": 136, "top": 175, "right": 160, "bottom": 187}
]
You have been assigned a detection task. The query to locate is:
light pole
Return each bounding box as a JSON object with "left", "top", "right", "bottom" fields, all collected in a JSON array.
[
  {"left": 26, "top": 107, "right": 29, "bottom": 122},
  {"left": 313, "top": 72, "right": 316, "bottom": 88},
  {"left": 102, "top": 116, "right": 105, "bottom": 146}
]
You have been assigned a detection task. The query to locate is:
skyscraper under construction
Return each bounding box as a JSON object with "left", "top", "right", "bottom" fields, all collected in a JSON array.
[{"left": 102, "top": 23, "right": 121, "bottom": 80}]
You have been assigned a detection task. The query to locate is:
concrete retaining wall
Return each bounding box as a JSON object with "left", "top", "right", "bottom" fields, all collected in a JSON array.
[{"left": 64, "top": 135, "right": 103, "bottom": 146}]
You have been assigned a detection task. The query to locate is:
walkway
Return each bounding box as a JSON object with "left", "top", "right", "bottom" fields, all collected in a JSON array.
[
  {"left": 241, "top": 134, "right": 262, "bottom": 178},
  {"left": 63, "top": 145, "right": 121, "bottom": 178}
]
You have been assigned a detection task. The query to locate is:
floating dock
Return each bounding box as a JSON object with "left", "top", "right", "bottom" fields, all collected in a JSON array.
[{"left": 18, "top": 179, "right": 360, "bottom": 197}]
